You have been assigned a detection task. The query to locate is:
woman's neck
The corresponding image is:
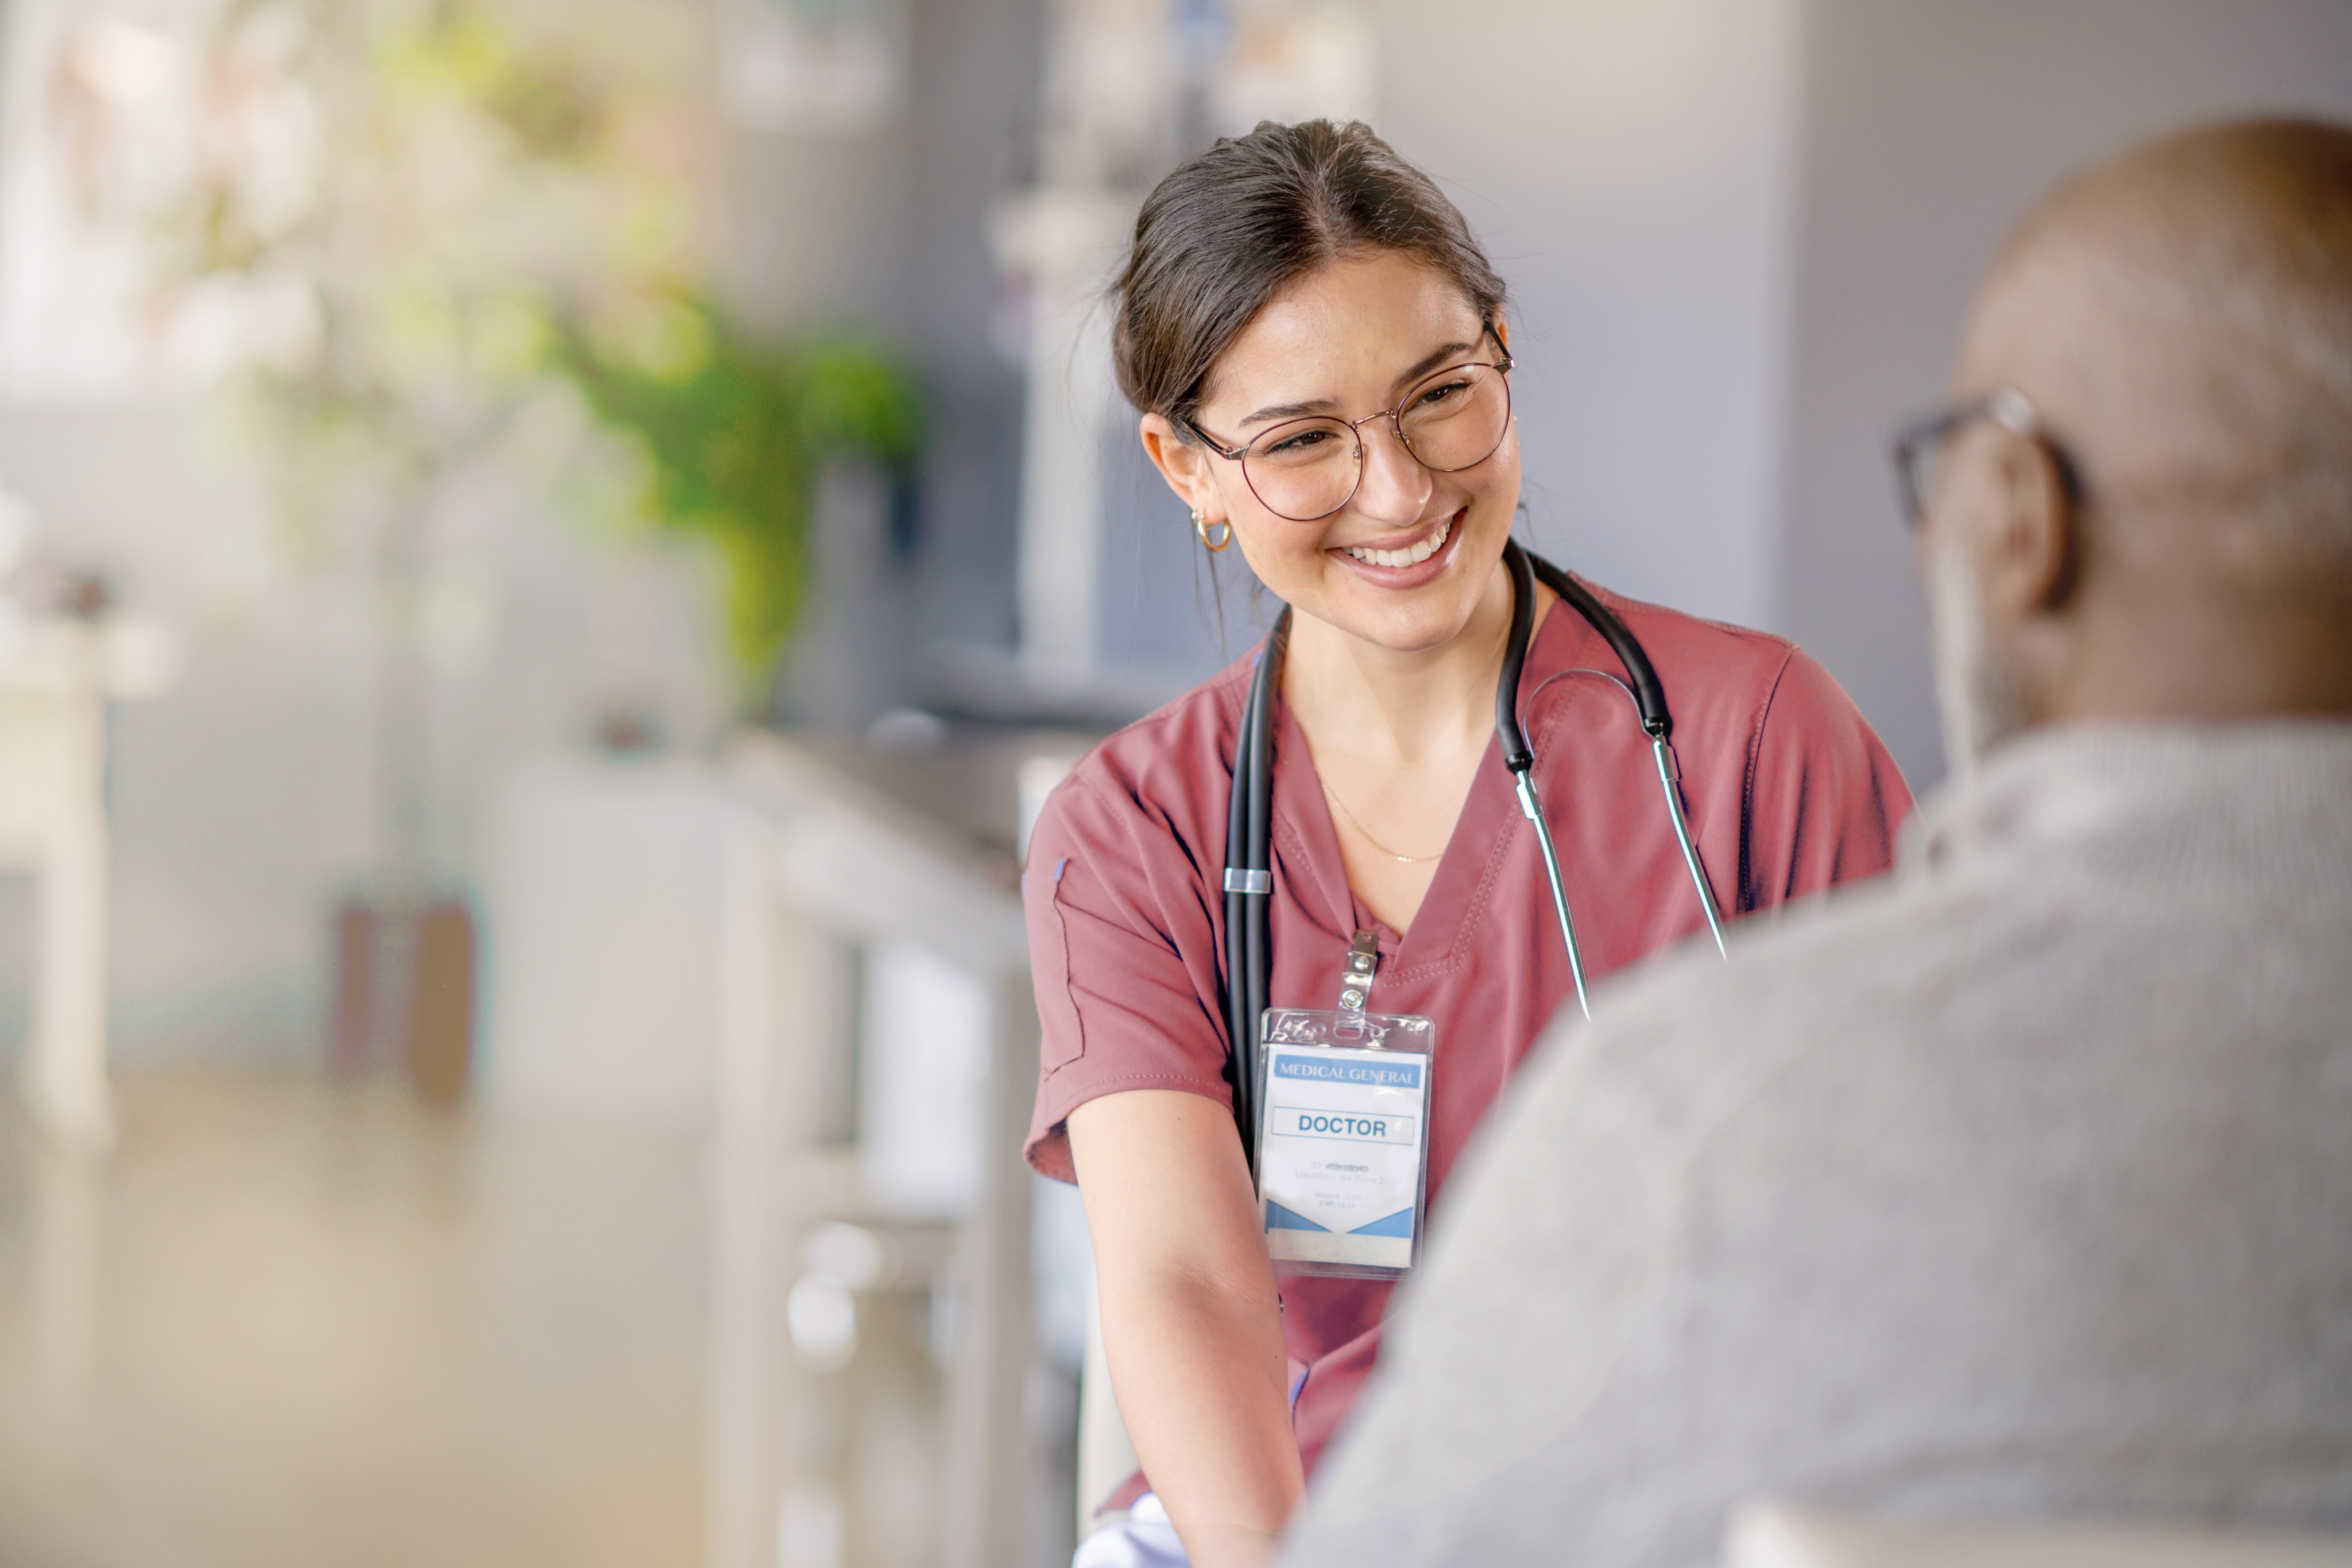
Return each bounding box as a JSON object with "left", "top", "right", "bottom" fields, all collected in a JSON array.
[{"left": 1281, "top": 559, "right": 1548, "bottom": 767}]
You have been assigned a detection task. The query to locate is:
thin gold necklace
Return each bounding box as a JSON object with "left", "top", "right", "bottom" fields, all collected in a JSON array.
[{"left": 1321, "top": 778, "right": 1444, "bottom": 864}]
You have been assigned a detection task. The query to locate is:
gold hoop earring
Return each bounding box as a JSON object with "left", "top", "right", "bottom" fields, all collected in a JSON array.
[{"left": 1193, "top": 509, "right": 1232, "bottom": 553}]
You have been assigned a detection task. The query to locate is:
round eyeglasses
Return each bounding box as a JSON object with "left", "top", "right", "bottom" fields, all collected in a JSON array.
[{"left": 1182, "top": 335, "right": 1515, "bottom": 523}]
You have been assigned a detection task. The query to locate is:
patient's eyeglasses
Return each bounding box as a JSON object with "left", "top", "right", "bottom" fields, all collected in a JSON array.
[{"left": 1891, "top": 386, "right": 2083, "bottom": 527}]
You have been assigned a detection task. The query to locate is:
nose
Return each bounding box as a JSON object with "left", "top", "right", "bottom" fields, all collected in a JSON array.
[{"left": 1349, "top": 417, "right": 1431, "bottom": 525}]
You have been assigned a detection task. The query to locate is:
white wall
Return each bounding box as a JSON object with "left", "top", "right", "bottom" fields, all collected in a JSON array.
[
  {"left": 0, "top": 405, "right": 371, "bottom": 1062},
  {"left": 1374, "top": 0, "right": 1812, "bottom": 632},
  {"left": 1782, "top": 0, "right": 2352, "bottom": 788}
]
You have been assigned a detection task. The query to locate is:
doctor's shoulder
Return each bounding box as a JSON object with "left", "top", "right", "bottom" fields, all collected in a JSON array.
[
  {"left": 1022, "top": 652, "right": 1258, "bottom": 876},
  {"left": 1575, "top": 578, "right": 1901, "bottom": 780},
  {"left": 1565, "top": 579, "right": 1804, "bottom": 711}
]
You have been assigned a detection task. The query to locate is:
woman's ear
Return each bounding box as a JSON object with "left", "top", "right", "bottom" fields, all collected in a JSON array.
[
  {"left": 1140, "top": 413, "right": 1223, "bottom": 518},
  {"left": 1492, "top": 311, "right": 1510, "bottom": 354}
]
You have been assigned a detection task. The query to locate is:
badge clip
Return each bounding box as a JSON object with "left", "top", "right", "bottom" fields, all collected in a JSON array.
[{"left": 1336, "top": 930, "right": 1378, "bottom": 1014}]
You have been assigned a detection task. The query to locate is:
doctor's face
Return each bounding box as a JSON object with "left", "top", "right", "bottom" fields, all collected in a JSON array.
[{"left": 1147, "top": 250, "right": 1523, "bottom": 655}]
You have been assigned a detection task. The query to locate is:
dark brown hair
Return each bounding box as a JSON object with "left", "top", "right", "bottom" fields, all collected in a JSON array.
[{"left": 1111, "top": 119, "right": 1508, "bottom": 429}]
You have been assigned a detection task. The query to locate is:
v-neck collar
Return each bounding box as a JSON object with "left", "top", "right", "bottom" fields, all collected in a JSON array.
[{"left": 1264, "top": 608, "right": 1581, "bottom": 985}]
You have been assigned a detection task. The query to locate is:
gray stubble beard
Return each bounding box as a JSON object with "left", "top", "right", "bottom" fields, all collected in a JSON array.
[{"left": 1927, "top": 523, "right": 2033, "bottom": 785}]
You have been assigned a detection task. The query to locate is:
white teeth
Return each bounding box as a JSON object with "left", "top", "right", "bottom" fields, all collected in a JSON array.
[{"left": 1345, "top": 514, "right": 1452, "bottom": 568}]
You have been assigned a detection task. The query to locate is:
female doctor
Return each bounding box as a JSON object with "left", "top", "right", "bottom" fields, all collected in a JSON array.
[{"left": 1021, "top": 121, "right": 1911, "bottom": 1568}]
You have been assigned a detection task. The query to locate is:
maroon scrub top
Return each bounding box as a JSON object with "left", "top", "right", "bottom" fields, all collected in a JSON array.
[{"left": 1023, "top": 575, "right": 1912, "bottom": 1488}]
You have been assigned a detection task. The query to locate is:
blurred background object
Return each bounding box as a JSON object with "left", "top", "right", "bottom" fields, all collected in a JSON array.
[
  {"left": 0, "top": 485, "right": 182, "bottom": 1152},
  {"left": 0, "top": 1, "right": 2349, "bottom": 1566},
  {"left": 0, "top": 612, "right": 176, "bottom": 1148}
]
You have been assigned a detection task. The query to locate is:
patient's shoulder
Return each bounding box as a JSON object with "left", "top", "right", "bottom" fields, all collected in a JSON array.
[{"left": 1523, "top": 869, "right": 1948, "bottom": 1155}]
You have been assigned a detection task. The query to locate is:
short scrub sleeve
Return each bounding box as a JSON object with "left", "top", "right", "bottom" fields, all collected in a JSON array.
[
  {"left": 1739, "top": 648, "right": 1912, "bottom": 908},
  {"left": 1021, "top": 768, "right": 1237, "bottom": 1184}
]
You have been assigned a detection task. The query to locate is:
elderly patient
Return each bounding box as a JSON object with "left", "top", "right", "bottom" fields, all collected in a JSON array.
[{"left": 1280, "top": 118, "right": 2352, "bottom": 1568}]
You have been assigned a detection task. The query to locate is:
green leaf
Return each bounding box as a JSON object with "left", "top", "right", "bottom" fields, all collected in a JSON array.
[{"left": 547, "top": 292, "right": 924, "bottom": 677}]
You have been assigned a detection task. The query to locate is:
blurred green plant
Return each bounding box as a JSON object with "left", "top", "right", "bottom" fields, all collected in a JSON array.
[
  {"left": 553, "top": 297, "right": 922, "bottom": 676},
  {"left": 161, "top": 0, "right": 923, "bottom": 691}
]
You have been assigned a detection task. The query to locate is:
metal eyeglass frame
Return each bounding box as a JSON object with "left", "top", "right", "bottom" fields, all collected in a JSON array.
[
  {"left": 1181, "top": 326, "right": 1515, "bottom": 523},
  {"left": 1891, "top": 385, "right": 2083, "bottom": 527}
]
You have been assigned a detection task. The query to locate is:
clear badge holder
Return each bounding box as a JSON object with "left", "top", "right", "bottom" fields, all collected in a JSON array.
[{"left": 1253, "top": 935, "right": 1436, "bottom": 1280}]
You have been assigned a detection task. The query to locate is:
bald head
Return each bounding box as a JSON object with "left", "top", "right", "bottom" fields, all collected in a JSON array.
[{"left": 1929, "top": 118, "right": 2352, "bottom": 748}]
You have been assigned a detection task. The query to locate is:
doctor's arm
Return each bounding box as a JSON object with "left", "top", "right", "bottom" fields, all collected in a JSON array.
[{"left": 1068, "top": 1087, "right": 1305, "bottom": 1568}]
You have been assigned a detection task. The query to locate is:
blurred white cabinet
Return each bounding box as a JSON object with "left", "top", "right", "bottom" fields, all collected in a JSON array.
[
  {"left": 480, "top": 753, "right": 737, "bottom": 1124},
  {"left": 858, "top": 938, "right": 995, "bottom": 1218},
  {"left": 492, "top": 734, "right": 1066, "bottom": 1567},
  {"left": 713, "top": 731, "right": 1045, "bottom": 1568}
]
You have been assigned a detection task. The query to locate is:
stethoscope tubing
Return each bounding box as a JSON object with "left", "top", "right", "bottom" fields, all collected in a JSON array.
[
  {"left": 1221, "top": 544, "right": 1724, "bottom": 1164},
  {"left": 1654, "top": 735, "right": 1728, "bottom": 958},
  {"left": 1517, "top": 661, "right": 1730, "bottom": 968},
  {"left": 1224, "top": 614, "right": 1282, "bottom": 1174}
]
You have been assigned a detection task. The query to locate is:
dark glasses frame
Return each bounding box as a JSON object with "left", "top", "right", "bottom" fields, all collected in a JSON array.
[{"left": 1891, "top": 385, "right": 2084, "bottom": 528}]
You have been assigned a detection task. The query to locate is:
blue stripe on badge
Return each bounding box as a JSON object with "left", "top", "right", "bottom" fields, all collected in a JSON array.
[
  {"left": 1348, "top": 1207, "right": 1415, "bottom": 1238},
  {"left": 1263, "top": 1201, "right": 1332, "bottom": 1233},
  {"left": 1271, "top": 1055, "right": 1422, "bottom": 1090}
]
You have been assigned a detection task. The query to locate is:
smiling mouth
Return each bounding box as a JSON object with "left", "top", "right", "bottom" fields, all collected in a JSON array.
[{"left": 1339, "top": 512, "right": 1454, "bottom": 569}]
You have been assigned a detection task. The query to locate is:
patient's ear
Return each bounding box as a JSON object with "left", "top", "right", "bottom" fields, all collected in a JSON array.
[{"left": 1978, "top": 428, "right": 2079, "bottom": 623}]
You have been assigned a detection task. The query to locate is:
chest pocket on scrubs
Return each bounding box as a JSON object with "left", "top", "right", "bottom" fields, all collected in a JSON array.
[{"left": 1036, "top": 857, "right": 1087, "bottom": 1074}]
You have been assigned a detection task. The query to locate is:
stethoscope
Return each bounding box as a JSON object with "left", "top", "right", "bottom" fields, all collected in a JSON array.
[{"left": 1220, "top": 539, "right": 1726, "bottom": 1164}]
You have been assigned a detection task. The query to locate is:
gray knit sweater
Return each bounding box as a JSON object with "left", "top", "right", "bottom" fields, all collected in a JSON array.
[{"left": 1284, "top": 722, "right": 2352, "bottom": 1568}]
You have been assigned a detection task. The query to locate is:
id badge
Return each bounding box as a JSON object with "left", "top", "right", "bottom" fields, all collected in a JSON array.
[{"left": 1254, "top": 1007, "right": 1435, "bottom": 1279}]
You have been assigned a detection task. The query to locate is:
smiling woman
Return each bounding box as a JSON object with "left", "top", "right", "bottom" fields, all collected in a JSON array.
[{"left": 1020, "top": 120, "right": 1914, "bottom": 1568}]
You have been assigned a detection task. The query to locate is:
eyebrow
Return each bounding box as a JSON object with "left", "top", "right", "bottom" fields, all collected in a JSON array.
[{"left": 1234, "top": 338, "right": 1486, "bottom": 430}]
